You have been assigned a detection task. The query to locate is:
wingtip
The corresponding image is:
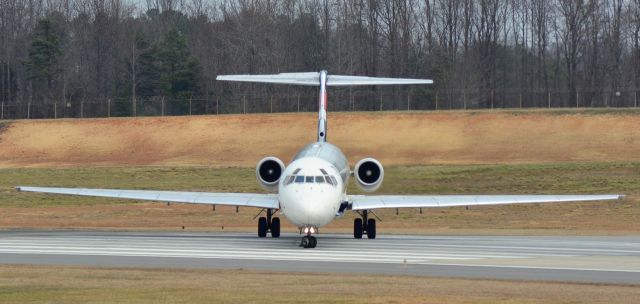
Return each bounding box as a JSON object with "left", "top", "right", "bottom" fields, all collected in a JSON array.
[
  {"left": 618, "top": 194, "right": 626, "bottom": 200},
  {"left": 15, "top": 186, "right": 22, "bottom": 192}
]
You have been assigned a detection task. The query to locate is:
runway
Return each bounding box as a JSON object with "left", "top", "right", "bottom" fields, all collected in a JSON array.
[{"left": 1, "top": 231, "right": 639, "bottom": 284}]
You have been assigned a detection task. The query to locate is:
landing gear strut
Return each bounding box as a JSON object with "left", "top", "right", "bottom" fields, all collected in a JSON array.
[
  {"left": 354, "top": 210, "right": 376, "bottom": 239},
  {"left": 258, "top": 209, "right": 280, "bottom": 238}
]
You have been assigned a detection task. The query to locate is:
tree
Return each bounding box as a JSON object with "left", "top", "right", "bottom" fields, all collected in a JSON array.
[
  {"left": 157, "top": 28, "right": 202, "bottom": 113},
  {"left": 24, "top": 18, "right": 63, "bottom": 102}
]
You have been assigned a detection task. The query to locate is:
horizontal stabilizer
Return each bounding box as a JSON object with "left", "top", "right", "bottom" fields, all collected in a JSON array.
[
  {"left": 217, "top": 72, "right": 321, "bottom": 86},
  {"left": 217, "top": 72, "right": 432, "bottom": 86},
  {"left": 327, "top": 75, "right": 433, "bottom": 86}
]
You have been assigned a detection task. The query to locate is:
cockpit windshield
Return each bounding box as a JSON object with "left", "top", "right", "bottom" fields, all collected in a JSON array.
[{"left": 284, "top": 174, "right": 337, "bottom": 187}]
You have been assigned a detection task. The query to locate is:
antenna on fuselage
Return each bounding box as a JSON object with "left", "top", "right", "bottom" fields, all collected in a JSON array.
[{"left": 216, "top": 71, "right": 433, "bottom": 143}]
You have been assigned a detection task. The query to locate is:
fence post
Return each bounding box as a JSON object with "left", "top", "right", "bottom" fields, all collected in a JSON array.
[
  {"left": 80, "top": 100, "right": 84, "bottom": 118},
  {"left": 435, "top": 91, "right": 439, "bottom": 110},
  {"left": 491, "top": 90, "right": 494, "bottom": 109},
  {"left": 576, "top": 90, "right": 579, "bottom": 108},
  {"left": 635, "top": 90, "right": 638, "bottom": 108},
  {"left": 548, "top": 91, "right": 551, "bottom": 108},
  {"left": 297, "top": 95, "right": 300, "bottom": 112},
  {"left": 406, "top": 91, "right": 410, "bottom": 111},
  {"left": 107, "top": 99, "right": 111, "bottom": 117},
  {"left": 519, "top": 91, "right": 522, "bottom": 108},
  {"left": 243, "top": 95, "right": 246, "bottom": 114},
  {"left": 27, "top": 102, "right": 31, "bottom": 119},
  {"left": 216, "top": 97, "right": 219, "bottom": 115},
  {"left": 379, "top": 94, "right": 383, "bottom": 111},
  {"left": 463, "top": 90, "right": 467, "bottom": 110},
  {"left": 161, "top": 96, "right": 165, "bottom": 116},
  {"left": 54, "top": 102, "right": 57, "bottom": 119},
  {"left": 1, "top": 102, "right": 3, "bottom": 120},
  {"left": 189, "top": 95, "right": 192, "bottom": 115}
]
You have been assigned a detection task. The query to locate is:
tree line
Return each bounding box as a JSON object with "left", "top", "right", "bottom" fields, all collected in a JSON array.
[{"left": 1, "top": 0, "right": 640, "bottom": 116}]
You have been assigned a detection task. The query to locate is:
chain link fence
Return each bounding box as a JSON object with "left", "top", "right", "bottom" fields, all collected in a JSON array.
[{"left": 1, "top": 89, "right": 639, "bottom": 120}]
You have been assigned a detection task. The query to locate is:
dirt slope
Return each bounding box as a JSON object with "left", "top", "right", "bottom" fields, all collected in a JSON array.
[{"left": 1, "top": 110, "right": 639, "bottom": 167}]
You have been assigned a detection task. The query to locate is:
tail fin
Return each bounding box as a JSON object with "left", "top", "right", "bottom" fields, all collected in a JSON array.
[{"left": 216, "top": 71, "right": 433, "bottom": 142}]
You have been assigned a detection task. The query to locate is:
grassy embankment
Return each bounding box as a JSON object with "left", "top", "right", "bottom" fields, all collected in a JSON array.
[
  {"left": 1, "top": 162, "right": 638, "bottom": 234},
  {"left": 1, "top": 265, "right": 639, "bottom": 304}
]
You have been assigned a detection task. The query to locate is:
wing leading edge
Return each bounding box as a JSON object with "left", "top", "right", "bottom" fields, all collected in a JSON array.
[
  {"left": 16, "top": 186, "right": 279, "bottom": 209},
  {"left": 349, "top": 194, "right": 624, "bottom": 210}
]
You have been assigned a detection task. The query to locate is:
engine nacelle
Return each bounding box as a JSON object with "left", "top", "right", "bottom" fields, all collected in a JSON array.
[
  {"left": 256, "top": 157, "right": 285, "bottom": 192},
  {"left": 354, "top": 158, "right": 384, "bottom": 192}
]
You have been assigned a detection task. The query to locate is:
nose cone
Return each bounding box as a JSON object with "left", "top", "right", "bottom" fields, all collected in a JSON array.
[{"left": 280, "top": 185, "right": 340, "bottom": 227}]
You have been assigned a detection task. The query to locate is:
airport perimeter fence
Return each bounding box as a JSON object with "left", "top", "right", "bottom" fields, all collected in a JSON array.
[{"left": 1, "top": 88, "right": 639, "bottom": 120}]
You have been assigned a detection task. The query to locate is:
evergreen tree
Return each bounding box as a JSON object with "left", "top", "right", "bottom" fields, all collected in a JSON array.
[
  {"left": 134, "top": 33, "right": 162, "bottom": 98},
  {"left": 24, "top": 18, "right": 62, "bottom": 97},
  {"left": 158, "top": 28, "right": 202, "bottom": 99}
]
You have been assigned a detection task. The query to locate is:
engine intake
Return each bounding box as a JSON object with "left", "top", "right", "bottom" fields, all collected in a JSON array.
[
  {"left": 354, "top": 158, "right": 384, "bottom": 192},
  {"left": 256, "top": 157, "right": 285, "bottom": 192}
]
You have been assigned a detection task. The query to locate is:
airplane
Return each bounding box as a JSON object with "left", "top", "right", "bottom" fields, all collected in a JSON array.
[{"left": 16, "top": 70, "right": 623, "bottom": 248}]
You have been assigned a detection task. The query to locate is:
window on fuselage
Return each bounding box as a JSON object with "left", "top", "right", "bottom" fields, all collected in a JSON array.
[
  {"left": 305, "top": 176, "right": 314, "bottom": 183},
  {"left": 315, "top": 176, "right": 325, "bottom": 183},
  {"left": 295, "top": 176, "right": 304, "bottom": 183},
  {"left": 330, "top": 176, "right": 338, "bottom": 185}
]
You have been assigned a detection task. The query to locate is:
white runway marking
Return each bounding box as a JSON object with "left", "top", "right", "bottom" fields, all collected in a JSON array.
[{"left": 1, "top": 232, "right": 639, "bottom": 283}]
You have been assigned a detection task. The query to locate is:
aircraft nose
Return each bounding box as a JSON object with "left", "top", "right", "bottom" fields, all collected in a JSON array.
[{"left": 280, "top": 186, "right": 337, "bottom": 227}]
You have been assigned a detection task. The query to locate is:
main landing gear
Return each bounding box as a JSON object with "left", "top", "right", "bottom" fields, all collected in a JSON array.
[
  {"left": 354, "top": 210, "right": 376, "bottom": 239},
  {"left": 258, "top": 209, "right": 280, "bottom": 238}
]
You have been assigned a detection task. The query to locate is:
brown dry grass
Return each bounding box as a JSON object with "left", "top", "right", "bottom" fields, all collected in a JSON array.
[
  {"left": 2, "top": 110, "right": 640, "bottom": 168},
  {"left": 0, "top": 264, "right": 638, "bottom": 303}
]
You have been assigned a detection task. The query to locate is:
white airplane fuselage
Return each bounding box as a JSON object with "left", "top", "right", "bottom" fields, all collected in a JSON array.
[{"left": 278, "top": 142, "right": 349, "bottom": 230}]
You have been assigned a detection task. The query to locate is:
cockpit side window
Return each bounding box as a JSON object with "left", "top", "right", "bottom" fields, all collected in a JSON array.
[
  {"left": 325, "top": 176, "right": 334, "bottom": 186},
  {"left": 315, "top": 176, "right": 325, "bottom": 183},
  {"left": 285, "top": 176, "right": 295, "bottom": 185},
  {"left": 330, "top": 176, "right": 338, "bottom": 185},
  {"left": 295, "top": 176, "right": 304, "bottom": 183},
  {"left": 305, "top": 176, "right": 314, "bottom": 183}
]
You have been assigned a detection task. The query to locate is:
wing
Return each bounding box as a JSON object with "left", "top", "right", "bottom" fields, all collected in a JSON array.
[
  {"left": 349, "top": 194, "right": 624, "bottom": 210},
  {"left": 16, "top": 186, "right": 279, "bottom": 209}
]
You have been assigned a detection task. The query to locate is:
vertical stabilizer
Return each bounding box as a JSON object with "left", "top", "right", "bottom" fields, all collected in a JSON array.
[{"left": 317, "top": 70, "right": 328, "bottom": 142}]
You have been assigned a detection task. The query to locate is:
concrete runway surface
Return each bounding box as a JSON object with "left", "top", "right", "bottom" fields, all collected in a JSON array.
[{"left": 1, "top": 231, "right": 639, "bottom": 284}]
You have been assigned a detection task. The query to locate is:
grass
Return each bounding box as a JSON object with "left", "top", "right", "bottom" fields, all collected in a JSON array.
[
  {"left": 0, "top": 265, "right": 638, "bottom": 304},
  {"left": 1, "top": 162, "right": 639, "bottom": 233}
]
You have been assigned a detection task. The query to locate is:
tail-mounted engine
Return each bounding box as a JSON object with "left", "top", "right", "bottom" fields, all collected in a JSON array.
[
  {"left": 256, "top": 157, "right": 285, "bottom": 192},
  {"left": 354, "top": 158, "right": 384, "bottom": 192}
]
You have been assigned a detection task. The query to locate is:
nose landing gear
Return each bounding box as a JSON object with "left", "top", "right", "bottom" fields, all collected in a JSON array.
[
  {"left": 300, "top": 235, "right": 317, "bottom": 248},
  {"left": 257, "top": 209, "right": 280, "bottom": 238}
]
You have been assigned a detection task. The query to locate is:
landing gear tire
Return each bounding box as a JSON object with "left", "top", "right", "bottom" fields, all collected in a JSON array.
[
  {"left": 271, "top": 217, "right": 281, "bottom": 238},
  {"left": 300, "top": 235, "right": 317, "bottom": 248},
  {"left": 354, "top": 218, "right": 363, "bottom": 239},
  {"left": 258, "top": 217, "right": 267, "bottom": 237},
  {"left": 367, "top": 219, "right": 376, "bottom": 239}
]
